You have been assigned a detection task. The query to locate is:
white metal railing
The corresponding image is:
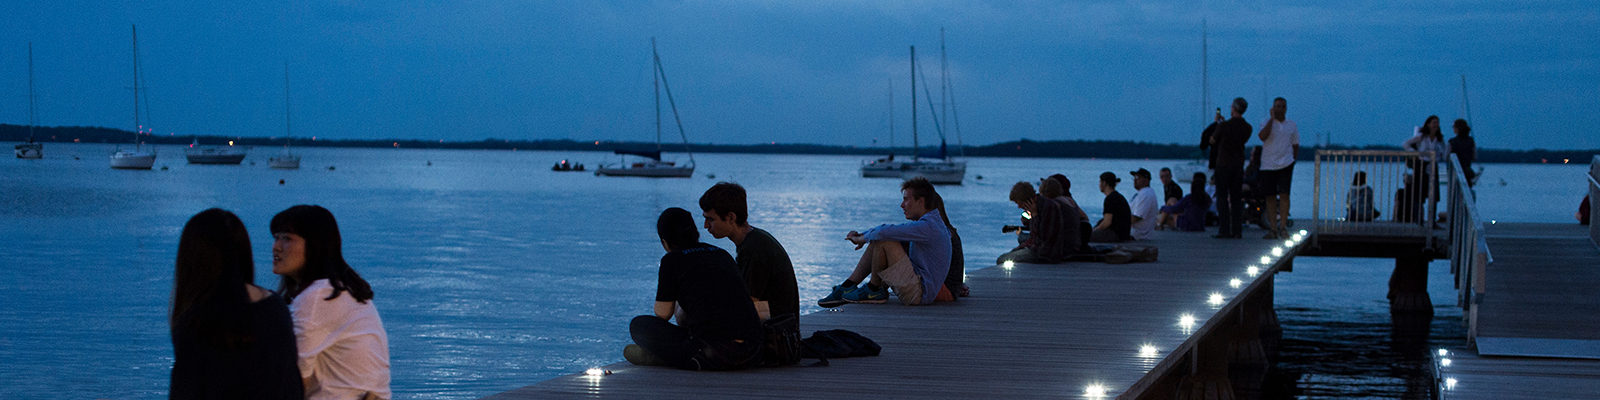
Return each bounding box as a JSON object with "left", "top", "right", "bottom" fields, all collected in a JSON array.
[
  {"left": 1312, "top": 150, "right": 1439, "bottom": 245},
  {"left": 1589, "top": 155, "right": 1599, "bottom": 247},
  {"left": 1444, "top": 153, "right": 1492, "bottom": 344}
]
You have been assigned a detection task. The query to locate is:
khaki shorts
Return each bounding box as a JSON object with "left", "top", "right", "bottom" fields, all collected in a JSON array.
[{"left": 879, "top": 256, "right": 925, "bottom": 305}]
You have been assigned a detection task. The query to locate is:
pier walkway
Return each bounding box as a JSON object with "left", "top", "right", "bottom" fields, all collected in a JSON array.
[{"left": 489, "top": 230, "right": 1304, "bottom": 399}]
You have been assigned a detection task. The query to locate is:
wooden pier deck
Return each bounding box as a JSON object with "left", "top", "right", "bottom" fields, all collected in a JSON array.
[
  {"left": 1436, "top": 222, "right": 1600, "bottom": 400},
  {"left": 488, "top": 230, "right": 1303, "bottom": 399}
]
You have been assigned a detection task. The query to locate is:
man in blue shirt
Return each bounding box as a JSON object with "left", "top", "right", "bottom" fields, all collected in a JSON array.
[{"left": 818, "top": 177, "right": 953, "bottom": 307}]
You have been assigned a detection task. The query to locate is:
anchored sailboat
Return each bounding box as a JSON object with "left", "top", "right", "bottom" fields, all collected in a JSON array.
[
  {"left": 14, "top": 42, "right": 42, "bottom": 159},
  {"left": 595, "top": 38, "right": 695, "bottom": 178},
  {"left": 270, "top": 63, "right": 300, "bottom": 169},
  {"left": 899, "top": 37, "right": 966, "bottom": 185},
  {"left": 861, "top": 79, "right": 904, "bottom": 177},
  {"left": 109, "top": 25, "right": 156, "bottom": 170}
]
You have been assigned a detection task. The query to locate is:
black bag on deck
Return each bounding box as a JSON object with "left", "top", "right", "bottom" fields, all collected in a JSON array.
[
  {"left": 760, "top": 314, "right": 802, "bottom": 367},
  {"left": 800, "top": 329, "right": 881, "bottom": 359}
]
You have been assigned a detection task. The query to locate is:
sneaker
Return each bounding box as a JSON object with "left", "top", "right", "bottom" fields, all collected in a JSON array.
[
  {"left": 818, "top": 284, "right": 851, "bottom": 308},
  {"left": 843, "top": 284, "right": 889, "bottom": 304},
  {"left": 624, "top": 344, "right": 665, "bottom": 366}
]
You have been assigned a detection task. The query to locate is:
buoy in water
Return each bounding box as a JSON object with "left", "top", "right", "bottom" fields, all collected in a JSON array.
[
  {"left": 327, "top": 166, "right": 336, "bottom": 171},
  {"left": 279, "top": 179, "right": 286, "bottom": 185},
  {"left": 160, "top": 165, "right": 168, "bottom": 171}
]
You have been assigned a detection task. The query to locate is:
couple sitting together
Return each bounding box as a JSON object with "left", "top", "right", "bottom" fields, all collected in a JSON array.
[{"left": 624, "top": 178, "right": 959, "bottom": 371}]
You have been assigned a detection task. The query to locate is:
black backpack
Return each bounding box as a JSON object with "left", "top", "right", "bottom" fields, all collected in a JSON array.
[
  {"left": 800, "top": 329, "right": 881, "bottom": 359},
  {"left": 760, "top": 314, "right": 802, "bottom": 366}
]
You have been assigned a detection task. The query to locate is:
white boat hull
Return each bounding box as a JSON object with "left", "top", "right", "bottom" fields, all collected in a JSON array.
[
  {"left": 595, "top": 165, "right": 694, "bottom": 178},
  {"left": 15, "top": 143, "right": 42, "bottom": 159},
  {"left": 860, "top": 160, "right": 905, "bottom": 177},
  {"left": 269, "top": 155, "right": 301, "bottom": 169},
  {"left": 110, "top": 150, "right": 156, "bottom": 169},
  {"left": 900, "top": 160, "right": 966, "bottom": 185},
  {"left": 185, "top": 148, "right": 247, "bottom": 164}
]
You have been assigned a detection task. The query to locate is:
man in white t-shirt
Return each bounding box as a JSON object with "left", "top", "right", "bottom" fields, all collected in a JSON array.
[
  {"left": 1128, "top": 168, "right": 1159, "bottom": 240},
  {"left": 1256, "top": 97, "right": 1300, "bottom": 239}
]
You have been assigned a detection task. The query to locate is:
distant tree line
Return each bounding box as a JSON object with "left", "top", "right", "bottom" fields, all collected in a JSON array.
[{"left": 4, "top": 124, "right": 1595, "bottom": 164}]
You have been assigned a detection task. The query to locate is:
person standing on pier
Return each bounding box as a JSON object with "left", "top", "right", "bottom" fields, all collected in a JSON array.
[
  {"left": 1211, "top": 97, "right": 1253, "bottom": 239},
  {"left": 1257, "top": 97, "right": 1300, "bottom": 239},
  {"left": 1128, "top": 168, "right": 1160, "bottom": 240},
  {"left": 626, "top": 208, "right": 765, "bottom": 370},
  {"left": 1090, "top": 172, "right": 1134, "bottom": 243},
  {"left": 818, "top": 177, "right": 952, "bottom": 307},
  {"left": 697, "top": 182, "right": 800, "bottom": 333},
  {"left": 1199, "top": 109, "right": 1225, "bottom": 170},
  {"left": 1449, "top": 119, "right": 1477, "bottom": 187}
]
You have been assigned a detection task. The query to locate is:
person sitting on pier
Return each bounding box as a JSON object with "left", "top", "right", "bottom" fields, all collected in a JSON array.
[
  {"left": 1156, "top": 167, "right": 1183, "bottom": 230},
  {"left": 1044, "top": 174, "right": 1092, "bottom": 248},
  {"left": 270, "top": 205, "right": 390, "bottom": 400},
  {"left": 818, "top": 177, "right": 952, "bottom": 307},
  {"left": 169, "top": 209, "right": 303, "bottom": 399},
  {"left": 998, "top": 181, "right": 1077, "bottom": 264},
  {"left": 1128, "top": 168, "right": 1160, "bottom": 240},
  {"left": 1159, "top": 172, "right": 1213, "bottom": 232},
  {"left": 698, "top": 182, "right": 799, "bottom": 332},
  {"left": 1091, "top": 172, "right": 1134, "bottom": 243},
  {"left": 625, "top": 208, "right": 764, "bottom": 370},
  {"left": 1346, "top": 171, "right": 1378, "bottom": 222}
]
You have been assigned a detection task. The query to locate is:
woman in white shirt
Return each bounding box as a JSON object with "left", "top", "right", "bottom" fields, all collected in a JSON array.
[
  {"left": 1401, "top": 116, "right": 1447, "bottom": 223},
  {"left": 272, "top": 205, "right": 391, "bottom": 400}
]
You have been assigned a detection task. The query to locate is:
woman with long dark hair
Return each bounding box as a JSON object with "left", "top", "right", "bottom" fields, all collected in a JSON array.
[
  {"left": 1402, "top": 116, "right": 1447, "bottom": 223},
  {"left": 271, "top": 205, "right": 390, "bottom": 400},
  {"left": 170, "top": 208, "right": 303, "bottom": 399}
]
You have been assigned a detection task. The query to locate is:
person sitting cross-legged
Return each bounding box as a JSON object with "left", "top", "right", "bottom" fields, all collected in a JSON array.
[
  {"left": 818, "top": 177, "right": 953, "bottom": 307},
  {"left": 624, "top": 208, "right": 764, "bottom": 371},
  {"left": 997, "top": 180, "right": 1077, "bottom": 264}
]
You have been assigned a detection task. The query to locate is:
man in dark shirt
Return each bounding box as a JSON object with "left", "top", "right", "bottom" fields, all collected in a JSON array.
[
  {"left": 1157, "top": 167, "right": 1184, "bottom": 230},
  {"left": 626, "top": 208, "right": 764, "bottom": 370},
  {"left": 998, "top": 181, "right": 1075, "bottom": 264},
  {"left": 1091, "top": 172, "right": 1134, "bottom": 242},
  {"left": 1211, "top": 97, "right": 1253, "bottom": 239},
  {"left": 1449, "top": 119, "right": 1477, "bottom": 187},
  {"left": 1200, "top": 109, "right": 1224, "bottom": 169},
  {"left": 698, "top": 182, "right": 800, "bottom": 331}
]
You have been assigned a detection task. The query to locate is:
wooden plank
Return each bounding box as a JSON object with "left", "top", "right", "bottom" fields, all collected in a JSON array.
[{"left": 486, "top": 230, "right": 1304, "bottom": 399}]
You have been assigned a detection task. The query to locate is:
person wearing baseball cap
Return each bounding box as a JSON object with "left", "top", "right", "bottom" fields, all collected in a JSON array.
[{"left": 1127, "top": 168, "right": 1159, "bottom": 240}]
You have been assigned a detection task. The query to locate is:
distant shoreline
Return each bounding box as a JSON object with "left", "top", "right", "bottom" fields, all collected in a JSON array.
[{"left": 5, "top": 124, "right": 1595, "bottom": 164}]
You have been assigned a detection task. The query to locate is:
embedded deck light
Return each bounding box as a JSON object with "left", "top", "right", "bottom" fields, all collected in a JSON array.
[
  {"left": 585, "top": 368, "right": 607, "bottom": 377},
  {"left": 1445, "top": 377, "right": 1458, "bottom": 390},
  {"left": 1247, "top": 266, "right": 1260, "bottom": 277},
  {"left": 1002, "top": 260, "right": 1015, "bottom": 270},
  {"left": 1138, "top": 344, "right": 1158, "bottom": 358},
  {"left": 1229, "top": 278, "right": 1243, "bottom": 288},
  {"left": 1208, "top": 292, "right": 1225, "bottom": 305},
  {"left": 1260, "top": 256, "right": 1272, "bottom": 265},
  {"left": 1084, "top": 383, "right": 1108, "bottom": 397},
  {"left": 1179, "top": 313, "right": 1196, "bottom": 329},
  {"left": 1271, "top": 247, "right": 1284, "bottom": 257}
]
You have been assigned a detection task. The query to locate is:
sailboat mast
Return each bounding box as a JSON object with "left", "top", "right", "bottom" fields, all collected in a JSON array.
[
  {"left": 132, "top": 24, "right": 141, "bottom": 147},
  {"left": 284, "top": 62, "right": 292, "bottom": 142},
  {"left": 888, "top": 78, "right": 895, "bottom": 153},
  {"left": 910, "top": 46, "right": 918, "bottom": 162},
  {"left": 1201, "top": 20, "right": 1208, "bottom": 124},
  {"left": 940, "top": 28, "right": 947, "bottom": 138},
  {"left": 28, "top": 42, "right": 36, "bottom": 141},
  {"left": 1460, "top": 74, "right": 1473, "bottom": 123},
  {"left": 652, "top": 37, "right": 662, "bottom": 153}
]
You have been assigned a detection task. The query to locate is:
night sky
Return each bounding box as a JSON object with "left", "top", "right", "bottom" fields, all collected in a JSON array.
[{"left": 5, "top": 1, "right": 1597, "bottom": 149}]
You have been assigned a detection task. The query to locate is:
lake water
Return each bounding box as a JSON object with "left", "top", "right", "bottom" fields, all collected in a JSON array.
[{"left": 1, "top": 143, "right": 1589, "bottom": 399}]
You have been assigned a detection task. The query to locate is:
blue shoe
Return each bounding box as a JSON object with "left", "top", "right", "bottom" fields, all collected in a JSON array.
[
  {"left": 817, "top": 284, "right": 851, "bottom": 308},
  {"left": 844, "top": 284, "right": 889, "bottom": 304}
]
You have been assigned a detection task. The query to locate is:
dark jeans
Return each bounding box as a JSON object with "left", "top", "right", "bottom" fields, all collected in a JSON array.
[
  {"left": 1215, "top": 169, "right": 1244, "bottom": 237},
  {"left": 629, "top": 315, "right": 759, "bottom": 371}
]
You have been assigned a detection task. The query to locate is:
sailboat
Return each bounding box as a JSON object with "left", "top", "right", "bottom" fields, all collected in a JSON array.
[
  {"left": 109, "top": 25, "right": 156, "bottom": 170},
  {"left": 860, "top": 79, "right": 904, "bottom": 177},
  {"left": 184, "top": 137, "right": 246, "bottom": 164},
  {"left": 898, "top": 39, "right": 966, "bottom": 185},
  {"left": 270, "top": 63, "right": 300, "bottom": 169},
  {"left": 14, "top": 43, "right": 42, "bottom": 159},
  {"left": 595, "top": 38, "right": 695, "bottom": 178}
]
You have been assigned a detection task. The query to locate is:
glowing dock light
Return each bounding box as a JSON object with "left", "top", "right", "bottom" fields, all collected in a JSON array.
[
  {"left": 1179, "top": 313, "right": 1196, "bottom": 329},
  {"left": 1441, "top": 358, "right": 1452, "bottom": 367},
  {"left": 1260, "top": 256, "right": 1272, "bottom": 265},
  {"left": 1271, "top": 247, "right": 1284, "bottom": 257},
  {"left": 1247, "top": 266, "right": 1260, "bottom": 277},
  {"left": 1283, "top": 239, "right": 1295, "bottom": 247},
  {"left": 1002, "top": 260, "right": 1016, "bottom": 270},
  {"left": 1208, "top": 292, "right": 1225, "bottom": 306},
  {"left": 1084, "top": 383, "right": 1108, "bottom": 397},
  {"left": 584, "top": 368, "right": 607, "bottom": 377},
  {"left": 1229, "top": 278, "right": 1243, "bottom": 288},
  {"left": 1138, "top": 344, "right": 1159, "bottom": 358},
  {"left": 1298, "top": 229, "right": 1307, "bottom": 235},
  {"left": 1438, "top": 349, "right": 1449, "bottom": 357},
  {"left": 1445, "top": 377, "right": 1458, "bottom": 390}
]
